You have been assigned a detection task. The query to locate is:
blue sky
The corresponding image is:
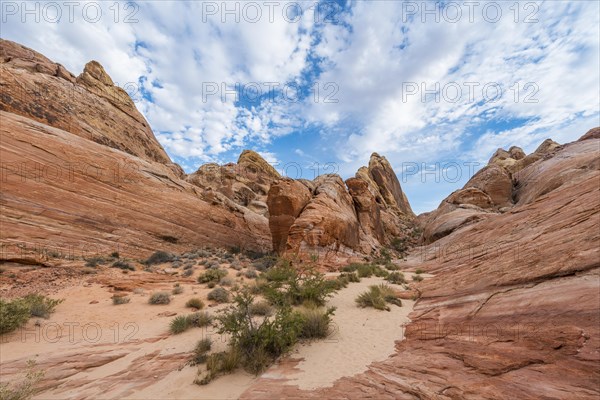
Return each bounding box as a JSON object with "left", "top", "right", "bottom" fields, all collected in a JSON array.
[{"left": 2, "top": 0, "right": 599, "bottom": 213}]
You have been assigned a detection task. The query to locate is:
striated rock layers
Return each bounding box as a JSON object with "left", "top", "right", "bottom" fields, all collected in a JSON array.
[
  {"left": 267, "top": 153, "right": 416, "bottom": 263},
  {"left": 0, "top": 39, "right": 271, "bottom": 261},
  {"left": 419, "top": 136, "right": 567, "bottom": 243},
  {"left": 241, "top": 129, "right": 600, "bottom": 399}
]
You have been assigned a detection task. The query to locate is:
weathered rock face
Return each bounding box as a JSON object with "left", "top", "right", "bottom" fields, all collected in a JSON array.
[
  {"left": 267, "top": 153, "right": 416, "bottom": 262},
  {"left": 267, "top": 179, "right": 312, "bottom": 254},
  {"left": 0, "top": 41, "right": 271, "bottom": 260},
  {"left": 242, "top": 132, "right": 600, "bottom": 400},
  {"left": 420, "top": 137, "right": 569, "bottom": 243},
  {"left": 186, "top": 150, "right": 280, "bottom": 217},
  {"left": 0, "top": 39, "right": 172, "bottom": 165}
]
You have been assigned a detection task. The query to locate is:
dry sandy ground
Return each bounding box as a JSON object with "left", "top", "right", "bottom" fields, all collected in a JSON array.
[{"left": 0, "top": 267, "right": 421, "bottom": 399}]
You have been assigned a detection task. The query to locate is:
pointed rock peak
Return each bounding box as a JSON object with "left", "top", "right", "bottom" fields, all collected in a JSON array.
[
  {"left": 79, "top": 60, "right": 114, "bottom": 86},
  {"left": 534, "top": 138, "right": 560, "bottom": 155},
  {"left": 237, "top": 150, "right": 280, "bottom": 179},
  {"left": 578, "top": 127, "right": 600, "bottom": 141}
]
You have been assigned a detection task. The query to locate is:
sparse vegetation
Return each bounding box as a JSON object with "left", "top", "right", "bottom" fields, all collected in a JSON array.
[
  {"left": 244, "top": 269, "right": 258, "bottom": 279},
  {"left": 182, "top": 269, "right": 194, "bottom": 277},
  {"left": 219, "top": 277, "right": 234, "bottom": 287},
  {"left": 186, "top": 298, "right": 204, "bottom": 309},
  {"left": 297, "top": 306, "right": 335, "bottom": 339},
  {"left": 112, "top": 260, "right": 134, "bottom": 271},
  {"left": 207, "top": 287, "right": 230, "bottom": 303},
  {"left": 415, "top": 268, "right": 423, "bottom": 274},
  {"left": 148, "top": 292, "right": 171, "bottom": 305},
  {"left": 356, "top": 284, "right": 402, "bottom": 311},
  {"left": 0, "top": 360, "right": 44, "bottom": 400},
  {"left": 412, "top": 274, "right": 424, "bottom": 282},
  {"left": 145, "top": 251, "right": 173, "bottom": 265},
  {"left": 248, "top": 300, "right": 272, "bottom": 316},
  {"left": 191, "top": 337, "right": 212, "bottom": 365},
  {"left": 85, "top": 256, "right": 106, "bottom": 268},
  {"left": 112, "top": 295, "right": 130, "bottom": 305},
  {"left": 198, "top": 269, "right": 228, "bottom": 284},
  {"left": 339, "top": 272, "right": 360, "bottom": 283},
  {"left": 110, "top": 252, "right": 120, "bottom": 258},
  {"left": 170, "top": 315, "right": 191, "bottom": 334},
  {"left": 0, "top": 295, "right": 63, "bottom": 334},
  {"left": 386, "top": 272, "right": 406, "bottom": 284},
  {"left": 172, "top": 284, "right": 184, "bottom": 295},
  {"left": 188, "top": 311, "right": 213, "bottom": 327}
]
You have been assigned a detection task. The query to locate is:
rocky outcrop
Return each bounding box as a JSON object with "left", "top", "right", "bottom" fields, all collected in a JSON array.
[
  {"left": 186, "top": 150, "right": 280, "bottom": 217},
  {"left": 0, "top": 39, "right": 172, "bottom": 165},
  {"left": 420, "top": 137, "right": 569, "bottom": 243},
  {"left": 242, "top": 131, "right": 600, "bottom": 399},
  {"left": 267, "top": 153, "right": 416, "bottom": 261},
  {"left": 0, "top": 41, "right": 271, "bottom": 260}
]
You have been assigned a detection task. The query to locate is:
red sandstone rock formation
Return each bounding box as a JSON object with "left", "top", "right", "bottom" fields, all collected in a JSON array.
[{"left": 241, "top": 131, "right": 600, "bottom": 400}]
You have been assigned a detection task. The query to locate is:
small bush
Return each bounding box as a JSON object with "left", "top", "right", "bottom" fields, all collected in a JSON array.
[
  {"left": 145, "top": 251, "right": 173, "bottom": 265},
  {"left": 205, "top": 260, "right": 220, "bottom": 269},
  {"left": 186, "top": 298, "right": 204, "bottom": 309},
  {"left": 148, "top": 292, "right": 171, "bottom": 305},
  {"left": 172, "top": 261, "right": 182, "bottom": 268},
  {"left": 244, "top": 269, "right": 258, "bottom": 279},
  {"left": 182, "top": 269, "right": 193, "bottom": 277},
  {"left": 207, "top": 287, "right": 229, "bottom": 303},
  {"left": 339, "top": 272, "right": 360, "bottom": 283},
  {"left": 386, "top": 272, "right": 406, "bottom": 285},
  {"left": 112, "top": 260, "right": 134, "bottom": 271},
  {"left": 172, "top": 284, "right": 184, "bottom": 295},
  {"left": 412, "top": 274, "right": 424, "bottom": 282},
  {"left": 188, "top": 311, "right": 213, "bottom": 327},
  {"left": 191, "top": 337, "right": 212, "bottom": 365},
  {"left": 251, "top": 256, "right": 278, "bottom": 271},
  {"left": 0, "top": 298, "right": 30, "bottom": 334},
  {"left": 207, "top": 281, "right": 216, "bottom": 288},
  {"left": 415, "top": 268, "right": 423, "bottom": 275},
  {"left": 112, "top": 295, "right": 130, "bottom": 305},
  {"left": 85, "top": 256, "right": 106, "bottom": 268},
  {"left": 231, "top": 261, "right": 243, "bottom": 271},
  {"left": 248, "top": 301, "right": 272, "bottom": 316},
  {"left": 183, "top": 263, "right": 194, "bottom": 270},
  {"left": 198, "top": 269, "right": 228, "bottom": 284},
  {"left": 110, "top": 252, "right": 120, "bottom": 258},
  {"left": 355, "top": 284, "right": 401, "bottom": 311},
  {"left": 385, "top": 263, "right": 400, "bottom": 271},
  {"left": 219, "top": 277, "right": 234, "bottom": 287},
  {"left": 297, "top": 306, "right": 335, "bottom": 339},
  {"left": 170, "top": 315, "right": 191, "bottom": 334},
  {"left": 23, "top": 295, "right": 63, "bottom": 319}
]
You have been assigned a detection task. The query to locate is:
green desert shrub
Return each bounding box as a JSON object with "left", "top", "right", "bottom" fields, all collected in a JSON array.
[
  {"left": 251, "top": 255, "right": 278, "bottom": 271},
  {"left": 110, "top": 252, "right": 120, "bottom": 258},
  {"left": 297, "top": 306, "right": 335, "bottom": 339},
  {"left": 170, "top": 315, "right": 191, "bottom": 334},
  {"left": 244, "top": 269, "right": 258, "bottom": 279},
  {"left": 0, "top": 298, "right": 30, "bottom": 334},
  {"left": 112, "top": 260, "right": 134, "bottom": 271},
  {"left": 145, "top": 251, "right": 173, "bottom": 265},
  {"left": 415, "top": 268, "right": 424, "bottom": 275},
  {"left": 207, "top": 287, "right": 230, "bottom": 303},
  {"left": 188, "top": 311, "right": 213, "bottom": 327},
  {"left": 412, "top": 274, "right": 424, "bottom": 282},
  {"left": 84, "top": 256, "right": 106, "bottom": 268},
  {"left": 23, "top": 295, "right": 63, "bottom": 319},
  {"left": 248, "top": 300, "right": 272, "bottom": 316},
  {"left": 219, "top": 277, "right": 234, "bottom": 287},
  {"left": 185, "top": 298, "right": 204, "bottom": 309},
  {"left": 112, "top": 295, "right": 130, "bottom": 305},
  {"left": 339, "top": 272, "right": 360, "bottom": 283},
  {"left": 172, "top": 284, "right": 184, "bottom": 295},
  {"left": 386, "top": 272, "right": 406, "bottom": 285},
  {"left": 198, "top": 269, "right": 228, "bottom": 284},
  {"left": 182, "top": 269, "right": 194, "bottom": 277},
  {"left": 148, "top": 292, "right": 171, "bottom": 305},
  {"left": 191, "top": 337, "right": 212, "bottom": 365},
  {"left": 0, "top": 360, "right": 44, "bottom": 400},
  {"left": 261, "top": 263, "right": 336, "bottom": 307},
  {"left": 355, "top": 284, "right": 402, "bottom": 311}
]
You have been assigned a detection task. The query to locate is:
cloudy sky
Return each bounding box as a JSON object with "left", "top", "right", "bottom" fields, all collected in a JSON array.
[{"left": 2, "top": 0, "right": 599, "bottom": 213}]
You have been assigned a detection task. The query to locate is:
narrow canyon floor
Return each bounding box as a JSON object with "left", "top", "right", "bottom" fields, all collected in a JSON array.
[{"left": 0, "top": 262, "right": 422, "bottom": 400}]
